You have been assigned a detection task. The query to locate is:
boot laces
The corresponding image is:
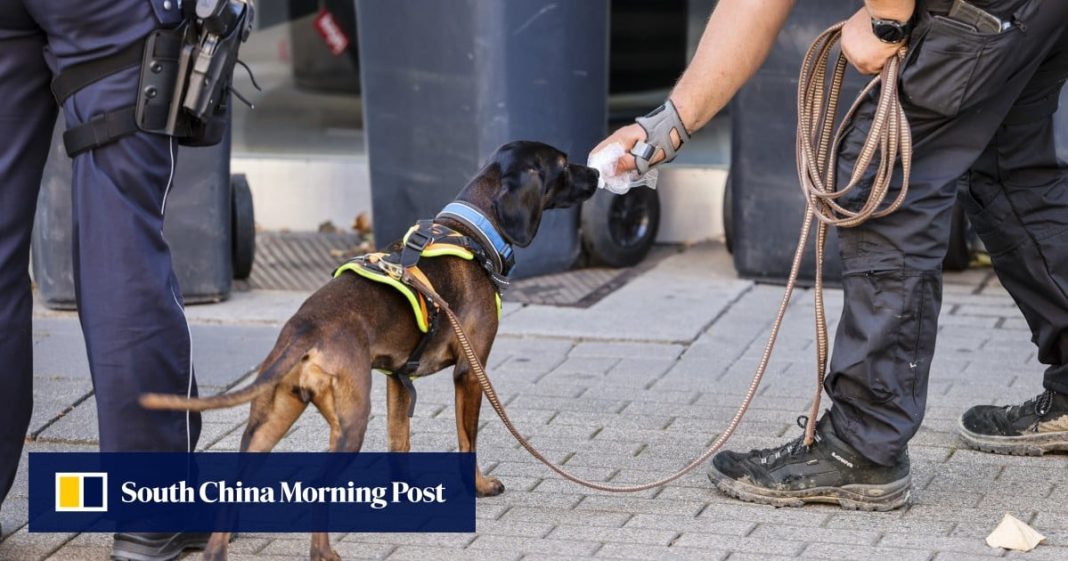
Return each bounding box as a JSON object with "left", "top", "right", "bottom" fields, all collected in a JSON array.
[
  {"left": 1010, "top": 389, "right": 1057, "bottom": 433},
  {"left": 752, "top": 416, "right": 815, "bottom": 466},
  {"left": 1016, "top": 388, "right": 1056, "bottom": 418}
]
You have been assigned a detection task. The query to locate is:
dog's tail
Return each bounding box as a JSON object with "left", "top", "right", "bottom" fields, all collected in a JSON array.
[{"left": 139, "top": 343, "right": 307, "bottom": 412}]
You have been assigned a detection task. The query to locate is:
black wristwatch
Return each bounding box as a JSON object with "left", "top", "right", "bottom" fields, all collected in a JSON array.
[{"left": 871, "top": 17, "right": 913, "bottom": 43}]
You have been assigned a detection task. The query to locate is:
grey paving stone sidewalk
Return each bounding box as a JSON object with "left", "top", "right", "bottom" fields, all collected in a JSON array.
[{"left": 3, "top": 243, "right": 1067, "bottom": 561}]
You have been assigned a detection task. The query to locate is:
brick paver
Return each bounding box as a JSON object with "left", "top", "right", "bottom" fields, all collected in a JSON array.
[{"left": 3, "top": 244, "right": 1067, "bottom": 560}]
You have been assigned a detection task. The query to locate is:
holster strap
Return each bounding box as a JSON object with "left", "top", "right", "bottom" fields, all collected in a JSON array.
[
  {"left": 62, "top": 107, "right": 140, "bottom": 157},
  {"left": 51, "top": 37, "right": 147, "bottom": 105}
]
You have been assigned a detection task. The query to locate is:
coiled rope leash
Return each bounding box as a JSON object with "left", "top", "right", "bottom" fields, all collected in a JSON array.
[
  {"left": 795, "top": 24, "right": 910, "bottom": 445},
  {"left": 408, "top": 23, "right": 910, "bottom": 491}
]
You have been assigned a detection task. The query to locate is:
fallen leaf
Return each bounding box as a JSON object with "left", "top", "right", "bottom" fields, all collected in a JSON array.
[{"left": 353, "top": 212, "right": 372, "bottom": 235}]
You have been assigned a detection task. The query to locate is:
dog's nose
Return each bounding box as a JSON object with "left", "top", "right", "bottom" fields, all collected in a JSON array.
[
  {"left": 574, "top": 164, "right": 598, "bottom": 180},
  {"left": 579, "top": 167, "right": 600, "bottom": 193},
  {"left": 569, "top": 163, "right": 600, "bottom": 194}
]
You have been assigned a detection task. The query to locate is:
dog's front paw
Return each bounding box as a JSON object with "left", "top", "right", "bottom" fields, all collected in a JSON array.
[{"left": 476, "top": 476, "right": 506, "bottom": 497}]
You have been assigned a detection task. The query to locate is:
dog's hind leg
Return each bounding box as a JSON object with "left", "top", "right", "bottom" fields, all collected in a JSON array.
[
  {"left": 386, "top": 374, "right": 412, "bottom": 452},
  {"left": 201, "top": 532, "right": 237, "bottom": 561},
  {"left": 202, "top": 532, "right": 231, "bottom": 561},
  {"left": 202, "top": 387, "right": 309, "bottom": 561},
  {"left": 241, "top": 384, "right": 310, "bottom": 451},
  {"left": 307, "top": 342, "right": 373, "bottom": 561},
  {"left": 453, "top": 349, "right": 505, "bottom": 497}
]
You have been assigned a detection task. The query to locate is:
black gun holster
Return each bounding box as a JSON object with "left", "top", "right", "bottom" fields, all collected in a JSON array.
[{"left": 51, "top": 9, "right": 244, "bottom": 157}]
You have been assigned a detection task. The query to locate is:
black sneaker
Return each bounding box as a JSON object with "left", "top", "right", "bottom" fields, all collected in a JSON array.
[
  {"left": 959, "top": 388, "right": 1068, "bottom": 456},
  {"left": 111, "top": 532, "right": 211, "bottom": 561},
  {"left": 708, "top": 415, "right": 911, "bottom": 511}
]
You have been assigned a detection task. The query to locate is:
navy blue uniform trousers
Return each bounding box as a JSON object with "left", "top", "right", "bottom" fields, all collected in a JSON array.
[
  {"left": 0, "top": 0, "right": 200, "bottom": 510},
  {"left": 827, "top": 0, "right": 1068, "bottom": 464}
]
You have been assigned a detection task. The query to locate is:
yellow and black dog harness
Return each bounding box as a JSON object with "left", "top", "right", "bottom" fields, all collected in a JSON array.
[
  {"left": 334, "top": 222, "right": 503, "bottom": 333},
  {"left": 333, "top": 207, "right": 513, "bottom": 416}
]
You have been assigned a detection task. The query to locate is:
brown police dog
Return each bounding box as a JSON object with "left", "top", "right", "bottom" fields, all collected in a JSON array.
[{"left": 140, "top": 140, "right": 600, "bottom": 561}]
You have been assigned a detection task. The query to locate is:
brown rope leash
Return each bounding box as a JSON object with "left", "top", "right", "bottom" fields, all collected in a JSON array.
[
  {"left": 407, "top": 23, "right": 911, "bottom": 491},
  {"left": 796, "top": 23, "right": 910, "bottom": 445}
]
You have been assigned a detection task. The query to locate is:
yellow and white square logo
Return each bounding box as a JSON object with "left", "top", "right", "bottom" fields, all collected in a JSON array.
[{"left": 55, "top": 472, "right": 108, "bottom": 512}]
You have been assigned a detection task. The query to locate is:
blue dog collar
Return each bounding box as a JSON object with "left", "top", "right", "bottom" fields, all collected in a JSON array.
[{"left": 437, "top": 202, "right": 515, "bottom": 277}]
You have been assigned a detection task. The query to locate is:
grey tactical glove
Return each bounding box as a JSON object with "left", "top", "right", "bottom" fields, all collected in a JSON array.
[{"left": 629, "top": 99, "right": 690, "bottom": 174}]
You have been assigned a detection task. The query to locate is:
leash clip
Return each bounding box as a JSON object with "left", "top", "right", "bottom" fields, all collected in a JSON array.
[{"left": 378, "top": 258, "right": 403, "bottom": 280}]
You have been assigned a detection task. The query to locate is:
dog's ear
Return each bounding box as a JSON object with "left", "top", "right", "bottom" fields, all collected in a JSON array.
[{"left": 493, "top": 168, "right": 544, "bottom": 247}]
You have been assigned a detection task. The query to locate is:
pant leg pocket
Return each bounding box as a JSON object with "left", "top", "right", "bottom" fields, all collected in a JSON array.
[
  {"left": 960, "top": 180, "right": 1023, "bottom": 255},
  {"left": 833, "top": 258, "right": 942, "bottom": 404},
  {"left": 901, "top": 13, "right": 1020, "bottom": 118},
  {"left": 835, "top": 98, "right": 880, "bottom": 210}
]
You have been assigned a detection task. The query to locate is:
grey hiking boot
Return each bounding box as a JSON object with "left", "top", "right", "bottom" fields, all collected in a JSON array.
[
  {"left": 959, "top": 388, "right": 1068, "bottom": 456},
  {"left": 708, "top": 415, "right": 911, "bottom": 511}
]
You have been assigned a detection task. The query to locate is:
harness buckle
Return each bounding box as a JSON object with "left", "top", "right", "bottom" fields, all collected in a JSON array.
[
  {"left": 405, "top": 229, "right": 432, "bottom": 253},
  {"left": 399, "top": 225, "right": 434, "bottom": 270}
]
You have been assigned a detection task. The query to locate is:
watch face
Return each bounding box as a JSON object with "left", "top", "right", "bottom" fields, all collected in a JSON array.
[{"left": 873, "top": 21, "right": 906, "bottom": 42}]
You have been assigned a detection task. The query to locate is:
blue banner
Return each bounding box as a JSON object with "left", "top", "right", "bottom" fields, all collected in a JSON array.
[{"left": 29, "top": 452, "right": 475, "bottom": 533}]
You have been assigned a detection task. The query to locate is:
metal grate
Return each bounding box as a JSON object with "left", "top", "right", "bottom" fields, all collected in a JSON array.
[
  {"left": 245, "top": 231, "right": 666, "bottom": 306},
  {"left": 502, "top": 268, "right": 624, "bottom": 307},
  {"left": 501, "top": 246, "right": 674, "bottom": 307},
  {"left": 246, "top": 231, "right": 367, "bottom": 291}
]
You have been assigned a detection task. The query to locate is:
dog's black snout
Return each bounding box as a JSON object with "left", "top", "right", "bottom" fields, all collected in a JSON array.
[
  {"left": 550, "top": 162, "right": 599, "bottom": 207},
  {"left": 580, "top": 165, "right": 600, "bottom": 195},
  {"left": 569, "top": 163, "right": 599, "bottom": 189}
]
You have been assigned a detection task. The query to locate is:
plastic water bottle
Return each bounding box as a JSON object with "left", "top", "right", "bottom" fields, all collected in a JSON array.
[{"left": 588, "top": 143, "right": 659, "bottom": 195}]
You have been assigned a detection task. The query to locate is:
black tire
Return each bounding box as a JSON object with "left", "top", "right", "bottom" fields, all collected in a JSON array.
[
  {"left": 943, "top": 200, "right": 971, "bottom": 272},
  {"left": 581, "top": 187, "right": 660, "bottom": 268},
  {"left": 723, "top": 173, "right": 734, "bottom": 254},
  {"left": 231, "top": 174, "right": 256, "bottom": 280}
]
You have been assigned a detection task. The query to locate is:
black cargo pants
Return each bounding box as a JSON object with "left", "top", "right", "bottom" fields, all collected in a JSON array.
[{"left": 826, "top": 0, "right": 1068, "bottom": 465}]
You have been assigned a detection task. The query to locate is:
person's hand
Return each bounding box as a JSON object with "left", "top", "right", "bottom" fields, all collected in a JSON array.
[
  {"left": 841, "top": 8, "right": 906, "bottom": 75},
  {"left": 590, "top": 123, "right": 645, "bottom": 176},
  {"left": 591, "top": 118, "right": 685, "bottom": 175}
]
